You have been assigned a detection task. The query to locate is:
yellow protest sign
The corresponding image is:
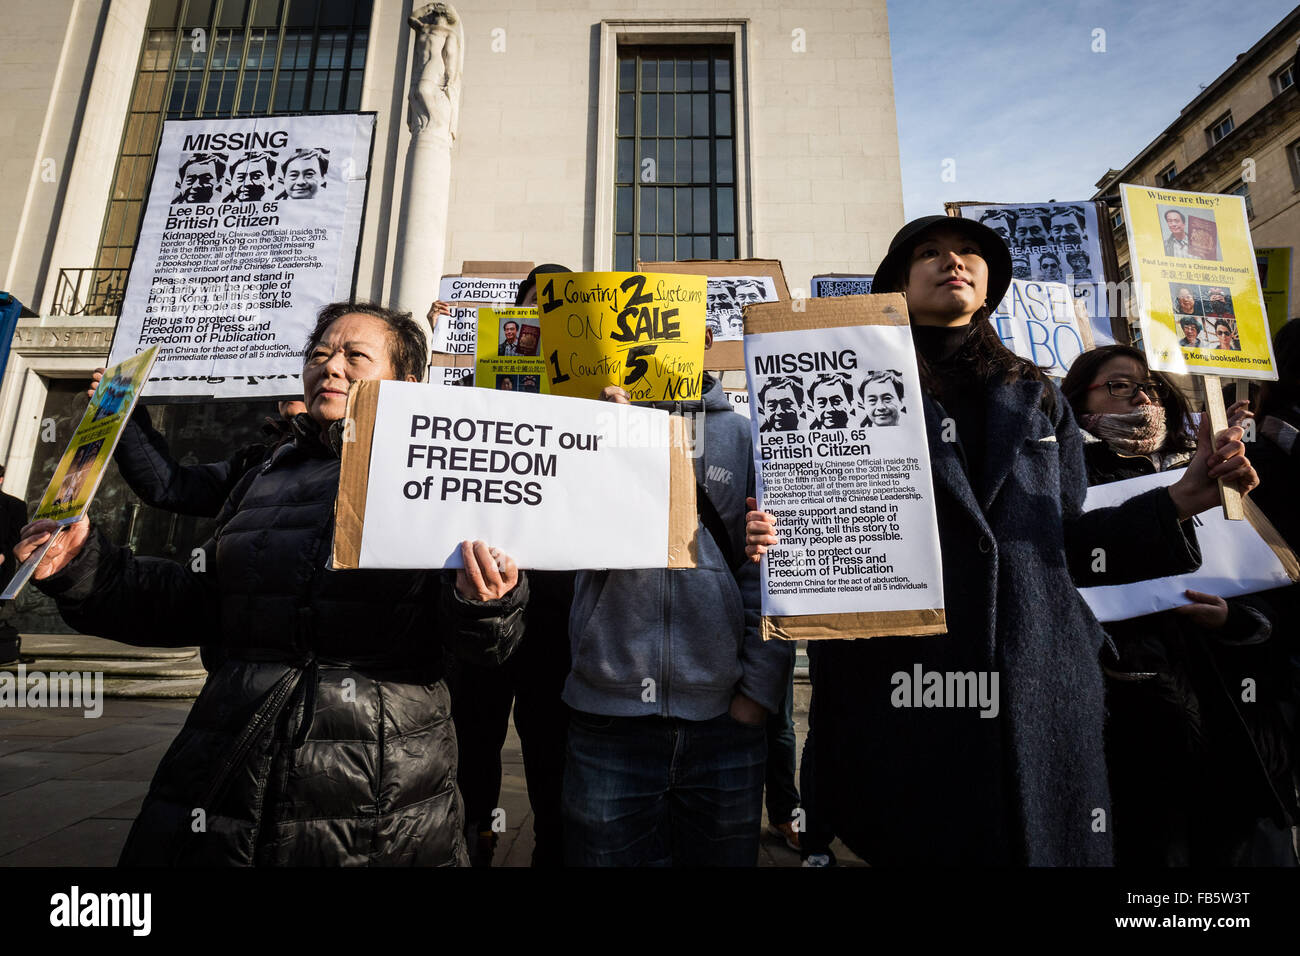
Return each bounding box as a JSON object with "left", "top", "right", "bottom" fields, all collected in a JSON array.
[
  {"left": 536, "top": 271, "right": 707, "bottom": 401},
  {"left": 1255, "top": 247, "right": 1291, "bottom": 338},
  {"left": 1120, "top": 184, "right": 1277, "bottom": 380},
  {"left": 474, "top": 306, "right": 548, "bottom": 394}
]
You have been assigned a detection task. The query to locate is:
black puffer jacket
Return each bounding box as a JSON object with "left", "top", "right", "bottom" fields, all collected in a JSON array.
[
  {"left": 37, "top": 417, "right": 527, "bottom": 866},
  {"left": 1083, "top": 435, "right": 1297, "bottom": 865}
]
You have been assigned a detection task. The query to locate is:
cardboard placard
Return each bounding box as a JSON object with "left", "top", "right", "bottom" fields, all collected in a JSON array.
[
  {"left": 538, "top": 271, "right": 707, "bottom": 402},
  {"left": 745, "top": 293, "right": 946, "bottom": 642},
  {"left": 332, "top": 379, "right": 699, "bottom": 570},
  {"left": 638, "top": 258, "right": 791, "bottom": 371}
]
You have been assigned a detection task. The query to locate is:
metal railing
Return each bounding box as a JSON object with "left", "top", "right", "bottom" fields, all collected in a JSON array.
[{"left": 51, "top": 268, "right": 127, "bottom": 317}]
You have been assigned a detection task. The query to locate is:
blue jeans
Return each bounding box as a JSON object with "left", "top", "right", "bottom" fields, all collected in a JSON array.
[
  {"left": 764, "top": 666, "right": 800, "bottom": 824},
  {"left": 562, "top": 709, "right": 767, "bottom": 866}
]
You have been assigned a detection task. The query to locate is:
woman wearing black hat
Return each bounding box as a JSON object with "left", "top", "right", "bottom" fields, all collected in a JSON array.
[{"left": 744, "top": 216, "right": 1258, "bottom": 865}]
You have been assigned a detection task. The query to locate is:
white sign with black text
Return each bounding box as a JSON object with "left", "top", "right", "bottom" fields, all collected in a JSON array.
[
  {"left": 746, "top": 324, "right": 944, "bottom": 617},
  {"left": 1078, "top": 469, "right": 1294, "bottom": 621},
  {"left": 355, "top": 382, "right": 672, "bottom": 570}
]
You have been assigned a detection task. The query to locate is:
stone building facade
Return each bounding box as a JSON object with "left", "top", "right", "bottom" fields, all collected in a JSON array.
[{"left": 0, "top": 0, "right": 903, "bottom": 628}]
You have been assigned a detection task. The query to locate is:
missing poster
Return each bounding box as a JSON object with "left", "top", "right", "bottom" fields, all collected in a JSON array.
[
  {"left": 705, "top": 275, "right": 779, "bottom": 339},
  {"left": 745, "top": 295, "right": 945, "bottom": 639},
  {"left": 107, "top": 113, "right": 376, "bottom": 399}
]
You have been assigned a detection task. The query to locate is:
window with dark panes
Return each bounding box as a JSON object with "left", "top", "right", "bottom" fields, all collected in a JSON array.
[
  {"left": 614, "top": 47, "right": 737, "bottom": 270},
  {"left": 95, "top": 0, "right": 371, "bottom": 274}
]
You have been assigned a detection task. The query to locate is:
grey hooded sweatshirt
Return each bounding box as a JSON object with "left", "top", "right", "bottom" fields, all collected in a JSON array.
[{"left": 563, "top": 375, "right": 793, "bottom": 720}]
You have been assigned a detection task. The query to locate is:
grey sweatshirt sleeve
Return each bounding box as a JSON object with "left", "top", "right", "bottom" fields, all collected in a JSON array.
[{"left": 734, "top": 555, "right": 793, "bottom": 713}]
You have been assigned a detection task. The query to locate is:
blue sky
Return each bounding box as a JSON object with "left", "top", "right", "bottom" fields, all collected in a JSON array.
[{"left": 888, "top": 0, "right": 1298, "bottom": 217}]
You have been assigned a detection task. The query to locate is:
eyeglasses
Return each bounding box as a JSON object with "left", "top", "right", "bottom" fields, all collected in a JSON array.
[{"left": 1086, "top": 380, "right": 1168, "bottom": 399}]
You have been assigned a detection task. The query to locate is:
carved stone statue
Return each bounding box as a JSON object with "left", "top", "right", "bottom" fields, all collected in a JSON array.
[{"left": 407, "top": 2, "right": 463, "bottom": 141}]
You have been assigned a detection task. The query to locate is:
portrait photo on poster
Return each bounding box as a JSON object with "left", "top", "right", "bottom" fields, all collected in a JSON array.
[
  {"left": 1158, "top": 204, "right": 1221, "bottom": 261},
  {"left": 757, "top": 368, "right": 906, "bottom": 433},
  {"left": 706, "top": 275, "right": 779, "bottom": 338}
]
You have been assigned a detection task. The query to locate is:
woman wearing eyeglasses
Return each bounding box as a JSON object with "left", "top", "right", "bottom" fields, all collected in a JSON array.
[{"left": 1060, "top": 345, "right": 1297, "bottom": 866}]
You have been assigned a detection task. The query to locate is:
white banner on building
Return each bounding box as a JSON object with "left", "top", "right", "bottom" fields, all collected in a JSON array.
[
  {"left": 108, "top": 113, "right": 376, "bottom": 399},
  {"left": 351, "top": 381, "right": 672, "bottom": 570},
  {"left": 746, "top": 324, "right": 944, "bottom": 617}
]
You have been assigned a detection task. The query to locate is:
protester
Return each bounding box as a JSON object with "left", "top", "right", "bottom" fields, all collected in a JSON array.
[
  {"left": 446, "top": 264, "right": 575, "bottom": 866},
  {"left": 744, "top": 215, "right": 1258, "bottom": 865},
  {"left": 1061, "top": 345, "right": 1297, "bottom": 865},
  {"left": 563, "top": 331, "right": 793, "bottom": 866},
  {"left": 15, "top": 302, "right": 527, "bottom": 866}
]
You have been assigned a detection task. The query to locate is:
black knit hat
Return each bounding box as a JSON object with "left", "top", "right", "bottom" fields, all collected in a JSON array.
[
  {"left": 515, "top": 263, "right": 572, "bottom": 306},
  {"left": 872, "top": 215, "right": 1012, "bottom": 310}
]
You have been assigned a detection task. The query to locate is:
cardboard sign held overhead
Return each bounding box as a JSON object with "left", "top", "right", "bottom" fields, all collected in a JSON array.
[
  {"left": 638, "top": 258, "right": 791, "bottom": 371},
  {"left": 745, "top": 294, "right": 946, "bottom": 642},
  {"left": 332, "top": 379, "right": 700, "bottom": 571}
]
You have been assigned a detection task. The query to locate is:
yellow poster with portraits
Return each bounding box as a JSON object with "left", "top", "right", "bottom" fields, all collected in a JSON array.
[
  {"left": 35, "top": 346, "right": 160, "bottom": 522},
  {"left": 1120, "top": 184, "right": 1277, "bottom": 380},
  {"left": 537, "top": 272, "right": 707, "bottom": 401},
  {"left": 474, "top": 307, "right": 549, "bottom": 395}
]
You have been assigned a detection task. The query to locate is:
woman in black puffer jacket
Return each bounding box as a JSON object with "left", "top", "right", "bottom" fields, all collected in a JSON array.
[
  {"left": 1061, "top": 345, "right": 1297, "bottom": 866},
  {"left": 17, "top": 302, "right": 527, "bottom": 866}
]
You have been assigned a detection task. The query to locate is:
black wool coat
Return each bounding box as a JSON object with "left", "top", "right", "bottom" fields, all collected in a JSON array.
[
  {"left": 809, "top": 379, "right": 1200, "bottom": 866},
  {"left": 37, "top": 424, "right": 527, "bottom": 866}
]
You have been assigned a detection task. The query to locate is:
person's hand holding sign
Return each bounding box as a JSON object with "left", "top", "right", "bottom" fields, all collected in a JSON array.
[
  {"left": 14, "top": 517, "right": 91, "bottom": 580},
  {"left": 599, "top": 386, "right": 630, "bottom": 404},
  {"left": 744, "top": 496, "right": 779, "bottom": 563},
  {"left": 1167, "top": 416, "right": 1259, "bottom": 521},
  {"left": 86, "top": 368, "right": 106, "bottom": 400},
  {"left": 455, "top": 539, "right": 519, "bottom": 601}
]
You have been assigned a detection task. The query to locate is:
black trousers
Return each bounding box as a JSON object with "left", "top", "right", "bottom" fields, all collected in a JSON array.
[{"left": 448, "top": 571, "right": 573, "bottom": 867}]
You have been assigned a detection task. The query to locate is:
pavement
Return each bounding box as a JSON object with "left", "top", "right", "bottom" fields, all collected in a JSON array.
[{"left": 0, "top": 675, "right": 862, "bottom": 867}]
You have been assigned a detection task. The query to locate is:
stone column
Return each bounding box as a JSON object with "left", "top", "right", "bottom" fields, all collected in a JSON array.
[{"left": 392, "top": 2, "right": 463, "bottom": 319}]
